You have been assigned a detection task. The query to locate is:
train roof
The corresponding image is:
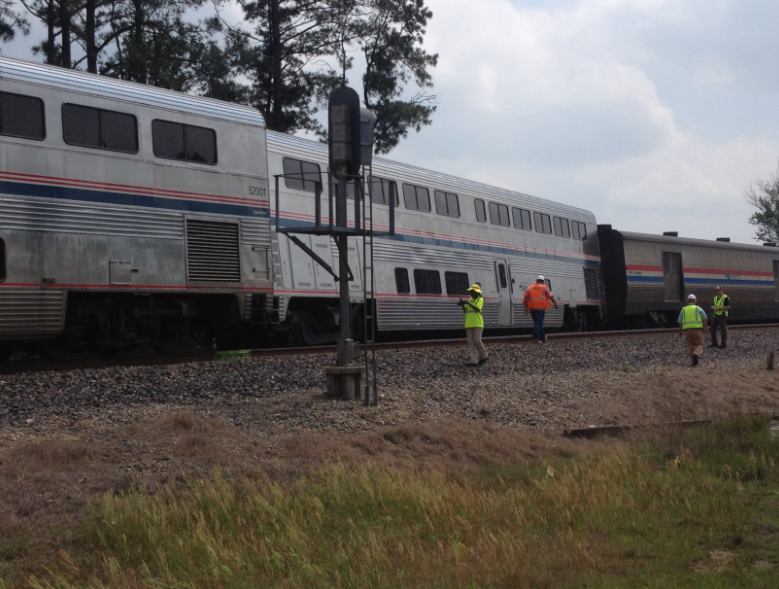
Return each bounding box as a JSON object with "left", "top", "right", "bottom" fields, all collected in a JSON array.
[
  {"left": 267, "top": 130, "right": 597, "bottom": 222},
  {"left": 605, "top": 227, "right": 775, "bottom": 253},
  {"left": 0, "top": 56, "right": 266, "bottom": 128}
]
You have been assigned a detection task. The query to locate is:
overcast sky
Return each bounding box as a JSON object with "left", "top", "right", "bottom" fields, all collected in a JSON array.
[
  {"left": 385, "top": 0, "right": 779, "bottom": 243},
  {"left": 4, "top": 0, "right": 779, "bottom": 243}
]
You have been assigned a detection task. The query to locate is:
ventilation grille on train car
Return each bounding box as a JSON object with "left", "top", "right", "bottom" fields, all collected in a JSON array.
[
  {"left": 583, "top": 268, "right": 599, "bottom": 301},
  {"left": 186, "top": 220, "right": 241, "bottom": 282}
]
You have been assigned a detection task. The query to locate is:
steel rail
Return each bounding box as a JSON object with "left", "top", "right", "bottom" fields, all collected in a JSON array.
[{"left": 1, "top": 323, "right": 778, "bottom": 375}]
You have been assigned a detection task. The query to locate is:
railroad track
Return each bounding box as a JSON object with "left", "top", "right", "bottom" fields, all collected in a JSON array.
[{"left": 1, "top": 323, "right": 778, "bottom": 376}]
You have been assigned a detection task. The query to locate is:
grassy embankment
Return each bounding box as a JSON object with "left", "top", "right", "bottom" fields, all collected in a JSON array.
[{"left": 4, "top": 416, "right": 779, "bottom": 588}]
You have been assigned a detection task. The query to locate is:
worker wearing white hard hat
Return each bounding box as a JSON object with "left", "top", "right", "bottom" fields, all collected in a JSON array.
[
  {"left": 678, "top": 293, "right": 709, "bottom": 366},
  {"left": 522, "top": 275, "right": 558, "bottom": 343}
]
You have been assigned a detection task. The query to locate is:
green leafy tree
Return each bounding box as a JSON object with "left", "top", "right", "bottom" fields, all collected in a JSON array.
[
  {"left": 216, "top": 0, "right": 437, "bottom": 149},
  {"left": 353, "top": 0, "right": 437, "bottom": 154},
  {"left": 747, "top": 164, "right": 779, "bottom": 243},
  {"left": 99, "top": 0, "right": 207, "bottom": 89},
  {"left": 19, "top": 0, "right": 73, "bottom": 66},
  {"left": 213, "top": 0, "right": 340, "bottom": 133},
  {"left": 0, "top": 0, "right": 30, "bottom": 44}
]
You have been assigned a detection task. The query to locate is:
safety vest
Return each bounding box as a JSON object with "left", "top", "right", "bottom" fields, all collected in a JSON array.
[
  {"left": 714, "top": 294, "right": 728, "bottom": 317},
  {"left": 681, "top": 304, "right": 704, "bottom": 330},
  {"left": 524, "top": 283, "right": 551, "bottom": 310},
  {"left": 464, "top": 296, "right": 484, "bottom": 329}
]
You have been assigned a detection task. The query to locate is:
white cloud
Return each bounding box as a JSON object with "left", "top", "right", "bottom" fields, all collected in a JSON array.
[{"left": 389, "top": 0, "right": 779, "bottom": 242}]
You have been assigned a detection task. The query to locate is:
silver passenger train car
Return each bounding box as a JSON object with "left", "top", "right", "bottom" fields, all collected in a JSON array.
[
  {"left": 0, "top": 57, "right": 273, "bottom": 357},
  {"left": 598, "top": 225, "right": 779, "bottom": 325},
  {"left": 268, "top": 131, "right": 604, "bottom": 343}
]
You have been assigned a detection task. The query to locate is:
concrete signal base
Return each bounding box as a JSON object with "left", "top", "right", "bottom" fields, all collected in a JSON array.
[{"left": 325, "top": 365, "right": 365, "bottom": 400}]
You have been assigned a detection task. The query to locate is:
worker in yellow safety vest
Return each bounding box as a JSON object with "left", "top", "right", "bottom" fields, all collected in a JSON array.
[
  {"left": 457, "top": 284, "right": 488, "bottom": 366},
  {"left": 710, "top": 285, "right": 730, "bottom": 349},
  {"left": 678, "top": 293, "right": 709, "bottom": 366}
]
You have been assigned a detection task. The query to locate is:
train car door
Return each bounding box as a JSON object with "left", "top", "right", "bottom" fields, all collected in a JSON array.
[
  {"left": 347, "top": 241, "right": 363, "bottom": 293},
  {"left": 495, "top": 260, "right": 512, "bottom": 325},
  {"left": 310, "top": 235, "right": 336, "bottom": 292},
  {"left": 662, "top": 252, "right": 683, "bottom": 302},
  {"left": 287, "top": 235, "right": 315, "bottom": 291}
]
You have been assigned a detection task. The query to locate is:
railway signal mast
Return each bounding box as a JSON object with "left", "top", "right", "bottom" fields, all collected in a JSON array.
[{"left": 275, "top": 86, "right": 393, "bottom": 401}]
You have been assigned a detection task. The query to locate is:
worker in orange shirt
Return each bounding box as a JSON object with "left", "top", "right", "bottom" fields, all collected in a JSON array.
[{"left": 523, "top": 275, "right": 558, "bottom": 343}]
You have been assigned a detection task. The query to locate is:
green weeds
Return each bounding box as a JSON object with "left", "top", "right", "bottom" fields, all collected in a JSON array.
[{"left": 10, "top": 415, "right": 779, "bottom": 588}]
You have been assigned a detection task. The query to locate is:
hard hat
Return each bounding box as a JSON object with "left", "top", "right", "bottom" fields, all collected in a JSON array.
[
  {"left": 688, "top": 293, "right": 697, "bottom": 301},
  {"left": 537, "top": 275, "right": 545, "bottom": 281},
  {"left": 468, "top": 284, "right": 481, "bottom": 293}
]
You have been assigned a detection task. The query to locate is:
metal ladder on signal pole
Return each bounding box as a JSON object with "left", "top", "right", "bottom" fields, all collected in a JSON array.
[{"left": 362, "top": 166, "right": 378, "bottom": 406}]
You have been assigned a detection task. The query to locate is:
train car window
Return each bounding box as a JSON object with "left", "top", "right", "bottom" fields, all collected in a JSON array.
[
  {"left": 152, "top": 119, "right": 217, "bottom": 164},
  {"left": 395, "top": 268, "right": 410, "bottom": 294},
  {"left": 553, "top": 217, "right": 571, "bottom": 238},
  {"left": 185, "top": 125, "right": 217, "bottom": 163},
  {"left": 413, "top": 269, "right": 442, "bottom": 294},
  {"left": 403, "top": 183, "right": 431, "bottom": 212},
  {"left": 434, "top": 190, "right": 460, "bottom": 217},
  {"left": 282, "top": 157, "right": 321, "bottom": 193},
  {"left": 533, "top": 212, "right": 552, "bottom": 234},
  {"left": 573, "top": 221, "right": 588, "bottom": 240},
  {"left": 474, "top": 199, "right": 487, "bottom": 222},
  {"left": 512, "top": 207, "right": 532, "bottom": 231},
  {"left": 0, "top": 92, "right": 45, "bottom": 140},
  {"left": 369, "top": 176, "right": 399, "bottom": 206},
  {"left": 0, "top": 238, "right": 5, "bottom": 282},
  {"left": 62, "top": 104, "right": 138, "bottom": 153},
  {"left": 445, "top": 271, "right": 469, "bottom": 295},
  {"left": 489, "top": 202, "right": 510, "bottom": 226},
  {"left": 332, "top": 179, "right": 357, "bottom": 200},
  {"left": 497, "top": 264, "right": 508, "bottom": 289}
]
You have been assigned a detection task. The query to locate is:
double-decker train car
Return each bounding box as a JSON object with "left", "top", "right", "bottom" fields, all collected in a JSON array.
[
  {"left": 269, "top": 131, "right": 604, "bottom": 344},
  {"left": 0, "top": 56, "right": 273, "bottom": 358},
  {"left": 598, "top": 225, "right": 779, "bottom": 326}
]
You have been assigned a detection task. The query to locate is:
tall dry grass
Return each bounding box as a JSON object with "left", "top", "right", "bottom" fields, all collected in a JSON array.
[{"left": 14, "top": 415, "right": 779, "bottom": 589}]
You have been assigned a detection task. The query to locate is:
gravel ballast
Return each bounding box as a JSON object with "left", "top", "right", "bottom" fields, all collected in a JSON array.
[{"left": 2, "top": 328, "right": 779, "bottom": 437}]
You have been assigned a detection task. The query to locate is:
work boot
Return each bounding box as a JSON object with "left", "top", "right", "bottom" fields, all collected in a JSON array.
[
  {"left": 709, "top": 343, "right": 719, "bottom": 348},
  {"left": 692, "top": 354, "right": 699, "bottom": 366}
]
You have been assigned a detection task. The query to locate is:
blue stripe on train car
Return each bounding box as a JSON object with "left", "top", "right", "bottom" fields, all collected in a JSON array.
[
  {"left": 276, "top": 218, "right": 601, "bottom": 267},
  {"left": 0, "top": 180, "right": 271, "bottom": 219},
  {"left": 628, "top": 276, "right": 770, "bottom": 286}
]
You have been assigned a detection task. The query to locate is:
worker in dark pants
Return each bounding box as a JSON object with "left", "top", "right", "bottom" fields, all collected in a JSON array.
[
  {"left": 522, "top": 275, "right": 558, "bottom": 343},
  {"left": 710, "top": 285, "right": 730, "bottom": 349}
]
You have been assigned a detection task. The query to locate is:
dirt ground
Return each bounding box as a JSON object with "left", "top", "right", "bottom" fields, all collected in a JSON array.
[{"left": 1, "top": 354, "right": 779, "bottom": 560}]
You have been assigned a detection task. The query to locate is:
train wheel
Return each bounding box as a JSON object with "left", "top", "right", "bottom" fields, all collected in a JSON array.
[
  {"left": 0, "top": 345, "right": 14, "bottom": 362},
  {"left": 576, "top": 310, "right": 589, "bottom": 332},
  {"left": 156, "top": 317, "right": 189, "bottom": 354},
  {"left": 41, "top": 334, "right": 78, "bottom": 359}
]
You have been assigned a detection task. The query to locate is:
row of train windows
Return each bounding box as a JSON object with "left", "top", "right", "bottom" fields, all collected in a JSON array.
[
  {"left": 394, "top": 268, "right": 471, "bottom": 296},
  {"left": 283, "top": 156, "right": 588, "bottom": 240},
  {"left": 0, "top": 90, "right": 217, "bottom": 164}
]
